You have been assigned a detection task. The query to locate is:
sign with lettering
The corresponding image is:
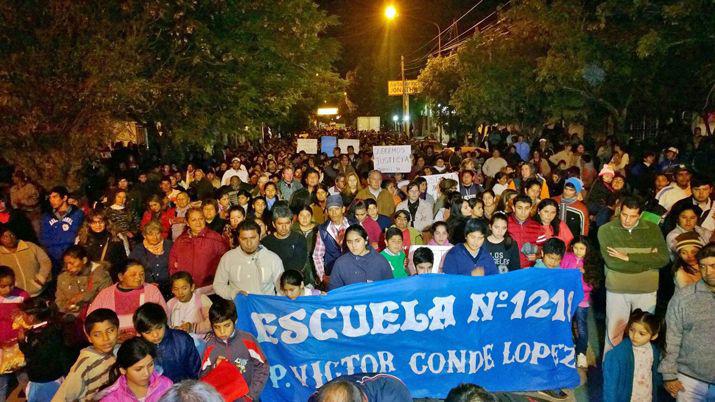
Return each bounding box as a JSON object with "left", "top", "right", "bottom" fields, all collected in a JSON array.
[
  {"left": 388, "top": 80, "right": 422, "bottom": 96},
  {"left": 236, "top": 269, "right": 583, "bottom": 401},
  {"left": 320, "top": 136, "right": 337, "bottom": 155},
  {"left": 297, "top": 139, "right": 318, "bottom": 154},
  {"left": 372, "top": 145, "right": 412, "bottom": 173}
]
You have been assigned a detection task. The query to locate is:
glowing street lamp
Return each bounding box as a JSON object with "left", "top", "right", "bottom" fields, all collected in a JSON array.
[{"left": 384, "top": 5, "right": 397, "bottom": 21}]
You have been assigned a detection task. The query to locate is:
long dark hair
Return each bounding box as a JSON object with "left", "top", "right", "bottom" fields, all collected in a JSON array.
[
  {"left": 569, "top": 236, "right": 602, "bottom": 288},
  {"left": 489, "top": 212, "right": 515, "bottom": 249},
  {"left": 534, "top": 199, "right": 561, "bottom": 236},
  {"left": 104, "top": 337, "right": 157, "bottom": 391}
]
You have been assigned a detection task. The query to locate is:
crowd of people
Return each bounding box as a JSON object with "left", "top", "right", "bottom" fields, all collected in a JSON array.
[{"left": 0, "top": 126, "right": 713, "bottom": 402}]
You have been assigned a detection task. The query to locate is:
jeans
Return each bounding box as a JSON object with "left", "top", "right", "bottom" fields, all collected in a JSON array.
[
  {"left": 27, "top": 380, "right": 61, "bottom": 402},
  {"left": 574, "top": 306, "right": 589, "bottom": 355},
  {"left": 0, "top": 374, "right": 9, "bottom": 402},
  {"left": 677, "top": 373, "right": 715, "bottom": 402}
]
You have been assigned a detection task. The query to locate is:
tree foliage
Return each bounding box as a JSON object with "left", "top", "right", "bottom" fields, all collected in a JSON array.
[{"left": 0, "top": 0, "right": 343, "bottom": 188}]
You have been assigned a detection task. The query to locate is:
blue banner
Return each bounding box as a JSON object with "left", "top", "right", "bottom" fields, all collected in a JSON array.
[
  {"left": 236, "top": 269, "right": 584, "bottom": 401},
  {"left": 320, "top": 136, "right": 337, "bottom": 155}
]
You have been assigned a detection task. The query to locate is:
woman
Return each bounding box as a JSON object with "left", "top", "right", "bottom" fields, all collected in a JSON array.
[
  {"left": 610, "top": 143, "right": 630, "bottom": 176},
  {"left": 521, "top": 178, "right": 543, "bottom": 216},
  {"left": 0, "top": 225, "right": 51, "bottom": 297},
  {"left": 170, "top": 192, "right": 191, "bottom": 240},
  {"left": 249, "top": 196, "right": 270, "bottom": 226},
  {"left": 481, "top": 190, "right": 497, "bottom": 220},
  {"left": 104, "top": 189, "right": 138, "bottom": 241},
  {"left": 442, "top": 218, "right": 498, "bottom": 276},
  {"left": 586, "top": 165, "right": 615, "bottom": 219},
  {"left": 534, "top": 199, "right": 574, "bottom": 249},
  {"left": 87, "top": 260, "right": 167, "bottom": 340},
  {"left": 390, "top": 210, "right": 424, "bottom": 250},
  {"left": 188, "top": 168, "right": 215, "bottom": 201},
  {"left": 291, "top": 206, "right": 318, "bottom": 286},
  {"left": 97, "top": 337, "right": 172, "bottom": 402},
  {"left": 55, "top": 246, "right": 112, "bottom": 315},
  {"left": 140, "top": 195, "right": 173, "bottom": 239},
  {"left": 495, "top": 189, "right": 518, "bottom": 214},
  {"left": 485, "top": 212, "right": 521, "bottom": 273},
  {"left": 310, "top": 184, "right": 329, "bottom": 225},
  {"left": 340, "top": 172, "right": 361, "bottom": 207},
  {"left": 446, "top": 196, "right": 472, "bottom": 245},
  {"left": 665, "top": 206, "right": 712, "bottom": 257},
  {"left": 671, "top": 232, "right": 704, "bottom": 289},
  {"left": 327, "top": 225, "right": 393, "bottom": 290},
  {"left": 529, "top": 149, "right": 551, "bottom": 178},
  {"left": 129, "top": 221, "right": 173, "bottom": 299},
  {"left": 428, "top": 221, "right": 452, "bottom": 246},
  {"left": 365, "top": 199, "right": 392, "bottom": 232},
  {"left": 76, "top": 210, "right": 129, "bottom": 272},
  {"left": 222, "top": 206, "right": 245, "bottom": 249}
]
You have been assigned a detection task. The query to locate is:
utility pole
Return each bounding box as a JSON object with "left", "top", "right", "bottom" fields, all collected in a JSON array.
[{"left": 401, "top": 55, "right": 410, "bottom": 136}]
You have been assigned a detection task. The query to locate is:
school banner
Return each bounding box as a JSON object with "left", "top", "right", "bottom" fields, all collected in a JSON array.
[
  {"left": 372, "top": 145, "right": 412, "bottom": 173},
  {"left": 235, "top": 269, "right": 583, "bottom": 401}
]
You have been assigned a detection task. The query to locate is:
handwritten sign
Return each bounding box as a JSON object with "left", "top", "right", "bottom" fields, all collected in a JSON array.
[
  {"left": 424, "top": 172, "right": 460, "bottom": 201},
  {"left": 296, "top": 139, "right": 318, "bottom": 154},
  {"left": 373, "top": 145, "right": 412, "bottom": 173},
  {"left": 337, "top": 139, "right": 360, "bottom": 154}
]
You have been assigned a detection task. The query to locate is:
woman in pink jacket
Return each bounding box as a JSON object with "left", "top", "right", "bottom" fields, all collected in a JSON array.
[{"left": 98, "top": 337, "right": 172, "bottom": 401}]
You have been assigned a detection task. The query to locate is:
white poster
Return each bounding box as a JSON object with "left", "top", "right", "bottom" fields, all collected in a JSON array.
[
  {"left": 372, "top": 145, "right": 412, "bottom": 173},
  {"left": 337, "top": 139, "right": 360, "bottom": 154},
  {"left": 296, "top": 138, "right": 318, "bottom": 154},
  {"left": 423, "top": 172, "right": 460, "bottom": 201},
  {"left": 408, "top": 245, "right": 453, "bottom": 274}
]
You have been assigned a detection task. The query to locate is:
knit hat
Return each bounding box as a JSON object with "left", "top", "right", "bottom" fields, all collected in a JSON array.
[
  {"left": 599, "top": 165, "right": 615, "bottom": 177},
  {"left": 326, "top": 194, "right": 344, "bottom": 209},
  {"left": 675, "top": 231, "right": 704, "bottom": 252},
  {"left": 564, "top": 177, "right": 584, "bottom": 194},
  {"left": 666, "top": 147, "right": 679, "bottom": 154}
]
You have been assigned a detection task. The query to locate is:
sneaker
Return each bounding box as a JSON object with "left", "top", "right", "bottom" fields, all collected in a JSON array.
[
  {"left": 536, "top": 389, "right": 569, "bottom": 400},
  {"left": 577, "top": 353, "right": 588, "bottom": 368}
]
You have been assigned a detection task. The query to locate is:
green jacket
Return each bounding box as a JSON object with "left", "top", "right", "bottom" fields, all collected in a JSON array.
[{"left": 597, "top": 218, "right": 669, "bottom": 293}]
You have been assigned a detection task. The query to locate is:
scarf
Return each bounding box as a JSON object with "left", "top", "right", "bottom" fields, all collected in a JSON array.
[
  {"left": 143, "top": 239, "right": 164, "bottom": 255},
  {"left": 559, "top": 196, "right": 577, "bottom": 222}
]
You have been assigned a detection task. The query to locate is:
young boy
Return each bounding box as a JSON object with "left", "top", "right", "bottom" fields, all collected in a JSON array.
[
  {"left": 0, "top": 266, "right": 31, "bottom": 344},
  {"left": 201, "top": 299, "right": 269, "bottom": 401},
  {"left": 380, "top": 227, "right": 408, "bottom": 278},
  {"left": 533, "top": 238, "right": 566, "bottom": 269},
  {"left": 133, "top": 302, "right": 201, "bottom": 383},
  {"left": 411, "top": 247, "right": 435, "bottom": 275},
  {"left": 51, "top": 309, "right": 119, "bottom": 402}
]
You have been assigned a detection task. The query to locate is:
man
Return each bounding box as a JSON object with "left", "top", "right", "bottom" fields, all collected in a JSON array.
[
  {"left": 396, "top": 181, "right": 434, "bottom": 232},
  {"left": 514, "top": 134, "right": 530, "bottom": 162},
  {"left": 459, "top": 169, "right": 482, "bottom": 200},
  {"left": 313, "top": 195, "right": 354, "bottom": 286},
  {"left": 481, "top": 148, "right": 507, "bottom": 179},
  {"left": 160, "top": 176, "right": 180, "bottom": 204},
  {"left": 628, "top": 151, "right": 657, "bottom": 195},
  {"left": 289, "top": 168, "right": 320, "bottom": 215},
  {"left": 552, "top": 177, "right": 590, "bottom": 237},
  {"left": 656, "top": 165, "right": 692, "bottom": 212},
  {"left": 329, "top": 173, "right": 346, "bottom": 196},
  {"left": 598, "top": 196, "right": 669, "bottom": 354},
  {"left": 213, "top": 219, "right": 284, "bottom": 298},
  {"left": 664, "top": 174, "right": 714, "bottom": 233},
  {"left": 220, "top": 157, "right": 249, "bottom": 185},
  {"left": 168, "top": 207, "right": 229, "bottom": 289},
  {"left": 659, "top": 243, "right": 715, "bottom": 401},
  {"left": 549, "top": 143, "right": 575, "bottom": 169},
  {"left": 658, "top": 146, "right": 680, "bottom": 172},
  {"left": 261, "top": 203, "right": 308, "bottom": 279},
  {"left": 507, "top": 195, "right": 542, "bottom": 268},
  {"left": 277, "top": 166, "right": 303, "bottom": 202},
  {"left": 308, "top": 374, "right": 412, "bottom": 402},
  {"left": 355, "top": 170, "right": 396, "bottom": 217},
  {"left": 39, "top": 186, "right": 84, "bottom": 271}
]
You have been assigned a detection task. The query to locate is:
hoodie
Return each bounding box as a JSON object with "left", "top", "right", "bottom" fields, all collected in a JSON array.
[{"left": 442, "top": 243, "right": 499, "bottom": 276}]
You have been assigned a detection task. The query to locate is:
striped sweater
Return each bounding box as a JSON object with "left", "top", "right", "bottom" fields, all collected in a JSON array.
[{"left": 51, "top": 347, "right": 116, "bottom": 402}]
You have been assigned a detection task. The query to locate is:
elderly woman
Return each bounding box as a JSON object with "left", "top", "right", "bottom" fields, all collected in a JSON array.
[
  {"left": 87, "top": 260, "right": 167, "bottom": 341},
  {"left": 129, "top": 220, "right": 173, "bottom": 299}
]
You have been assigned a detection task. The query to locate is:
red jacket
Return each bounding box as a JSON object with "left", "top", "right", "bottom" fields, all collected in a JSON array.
[
  {"left": 169, "top": 228, "right": 228, "bottom": 287},
  {"left": 140, "top": 208, "right": 175, "bottom": 239},
  {"left": 507, "top": 214, "right": 542, "bottom": 268}
]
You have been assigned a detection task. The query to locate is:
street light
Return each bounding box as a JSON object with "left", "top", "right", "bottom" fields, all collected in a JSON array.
[{"left": 384, "top": 5, "right": 397, "bottom": 21}]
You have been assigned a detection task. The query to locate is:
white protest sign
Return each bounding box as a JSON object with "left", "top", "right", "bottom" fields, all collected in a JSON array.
[
  {"left": 424, "top": 172, "right": 460, "bottom": 201},
  {"left": 408, "top": 245, "right": 453, "bottom": 274},
  {"left": 296, "top": 138, "right": 318, "bottom": 154},
  {"left": 337, "top": 139, "right": 360, "bottom": 154},
  {"left": 372, "top": 145, "right": 412, "bottom": 173}
]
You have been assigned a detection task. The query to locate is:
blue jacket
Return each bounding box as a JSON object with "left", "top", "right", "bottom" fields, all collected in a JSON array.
[
  {"left": 39, "top": 206, "right": 84, "bottom": 266},
  {"left": 156, "top": 327, "right": 201, "bottom": 383},
  {"left": 308, "top": 373, "right": 412, "bottom": 402},
  {"left": 328, "top": 248, "right": 393, "bottom": 290},
  {"left": 442, "top": 243, "right": 498, "bottom": 276},
  {"left": 603, "top": 339, "right": 662, "bottom": 402}
]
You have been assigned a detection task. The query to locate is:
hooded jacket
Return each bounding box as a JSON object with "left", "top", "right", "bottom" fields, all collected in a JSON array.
[
  {"left": 96, "top": 371, "right": 172, "bottom": 402},
  {"left": 0, "top": 240, "right": 52, "bottom": 297},
  {"left": 442, "top": 243, "right": 499, "bottom": 276},
  {"left": 169, "top": 227, "right": 228, "bottom": 288}
]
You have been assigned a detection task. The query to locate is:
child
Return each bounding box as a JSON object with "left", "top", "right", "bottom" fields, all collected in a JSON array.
[
  {"left": 560, "top": 236, "right": 597, "bottom": 368},
  {"left": 603, "top": 309, "right": 662, "bottom": 402},
  {"left": 279, "top": 269, "right": 321, "bottom": 299},
  {"left": 201, "top": 299, "right": 269, "bottom": 402},
  {"left": 95, "top": 337, "right": 172, "bottom": 402},
  {"left": 533, "top": 238, "right": 566, "bottom": 269},
  {"left": 411, "top": 247, "right": 435, "bottom": 275},
  {"left": 51, "top": 309, "right": 119, "bottom": 401},
  {"left": 0, "top": 266, "right": 30, "bottom": 345},
  {"left": 16, "top": 298, "right": 78, "bottom": 402},
  {"left": 133, "top": 303, "right": 201, "bottom": 383},
  {"left": 167, "top": 271, "right": 212, "bottom": 340},
  {"left": 485, "top": 212, "right": 521, "bottom": 274},
  {"left": 380, "top": 227, "right": 408, "bottom": 278},
  {"left": 55, "top": 245, "right": 111, "bottom": 315}
]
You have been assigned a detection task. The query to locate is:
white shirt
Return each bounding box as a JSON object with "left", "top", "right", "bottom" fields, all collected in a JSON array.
[
  {"left": 213, "top": 245, "right": 284, "bottom": 299},
  {"left": 656, "top": 184, "right": 691, "bottom": 212},
  {"left": 221, "top": 166, "right": 249, "bottom": 185}
]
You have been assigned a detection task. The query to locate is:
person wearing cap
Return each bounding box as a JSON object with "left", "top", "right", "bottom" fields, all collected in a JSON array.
[
  {"left": 586, "top": 164, "right": 616, "bottom": 221},
  {"left": 656, "top": 165, "right": 692, "bottom": 212},
  {"left": 220, "top": 156, "right": 249, "bottom": 186},
  {"left": 481, "top": 149, "right": 507, "bottom": 179},
  {"left": 671, "top": 231, "right": 705, "bottom": 289},
  {"left": 664, "top": 174, "right": 714, "bottom": 233},
  {"left": 552, "top": 177, "right": 590, "bottom": 237},
  {"left": 354, "top": 170, "right": 395, "bottom": 217},
  {"left": 665, "top": 205, "right": 712, "bottom": 258},
  {"left": 657, "top": 146, "right": 680, "bottom": 172},
  {"left": 313, "top": 194, "right": 356, "bottom": 287}
]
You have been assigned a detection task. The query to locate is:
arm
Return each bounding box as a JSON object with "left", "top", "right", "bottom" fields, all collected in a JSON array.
[
  {"left": 293, "top": 236, "right": 307, "bottom": 272},
  {"left": 627, "top": 226, "right": 670, "bottom": 268},
  {"left": 194, "top": 295, "right": 213, "bottom": 334},
  {"left": 34, "top": 243, "right": 53, "bottom": 285},
  {"left": 244, "top": 335, "right": 270, "bottom": 400},
  {"left": 213, "top": 256, "right": 237, "bottom": 300},
  {"left": 658, "top": 297, "right": 683, "bottom": 381}
]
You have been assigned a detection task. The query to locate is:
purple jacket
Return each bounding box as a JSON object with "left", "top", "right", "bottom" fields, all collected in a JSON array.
[{"left": 98, "top": 371, "right": 172, "bottom": 402}]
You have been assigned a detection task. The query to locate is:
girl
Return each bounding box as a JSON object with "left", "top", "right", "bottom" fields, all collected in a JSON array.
[
  {"left": 535, "top": 199, "right": 574, "bottom": 248},
  {"left": 481, "top": 190, "right": 497, "bottom": 220},
  {"left": 310, "top": 184, "right": 329, "bottom": 225},
  {"left": 279, "top": 269, "right": 321, "bottom": 299},
  {"left": 222, "top": 206, "right": 245, "bottom": 249},
  {"left": 428, "top": 221, "right": 452, "bottom": 246},
  {"left": 560, "top": 236, "right": 599, "bottom": 368},
  {"left": 603, "top": 309, "right": 662, "bottom": 402},
  {"left": 671, "top": 232, "right": 704, "bottom": 289},
  {"left": 446, "top": 196, "right": 472, "bottom": 245},
  {"left": 97, "top": 337, "right": 172, "bottom": 401},
  {"left": 442, "top": 218, "right": 498, "bottom": 276},
  {"left": 484, "top": 212, "right": 521, "bottom": 274},
  {"left": 104, "top": 189, "right": 138, "bottom": 241},
  {"left": 167, "top": 271, "right": 212, "bottom": 341}
]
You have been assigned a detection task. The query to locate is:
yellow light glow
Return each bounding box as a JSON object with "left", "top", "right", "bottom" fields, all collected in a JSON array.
[
  {"left": 384, "top": 5, "right": 397, "bottom": 21},
  {"left": 317, "top": 107, "right": 339, "bottom": 116}
]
